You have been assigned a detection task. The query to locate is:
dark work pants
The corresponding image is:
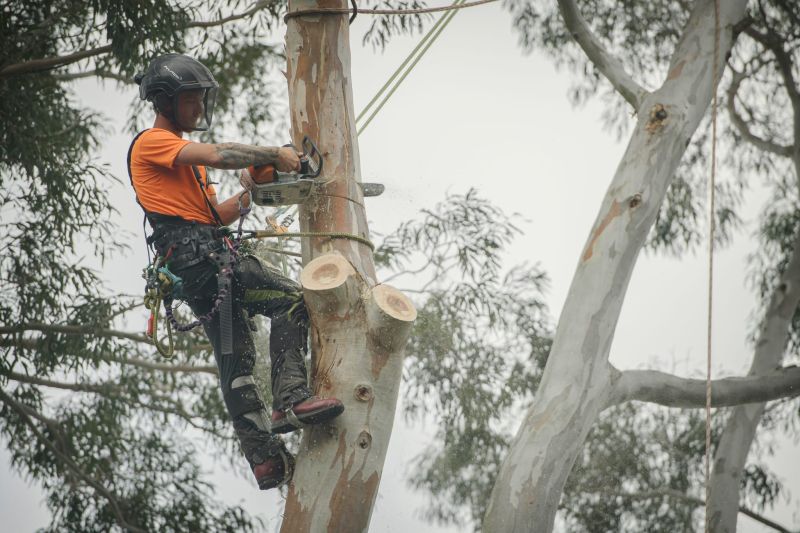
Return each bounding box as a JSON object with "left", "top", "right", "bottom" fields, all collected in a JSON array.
[
  {"left": 186, "top": 255, "right": 312, "bottom": 466},
  {"left": 156, "top": 222, "right": 312, "bottom": 467}
]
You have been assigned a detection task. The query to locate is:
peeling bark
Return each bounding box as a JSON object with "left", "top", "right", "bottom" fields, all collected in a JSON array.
[
  {"left": 483, "top": 2, "right": 748, "bottom": 531},
  {"left": 281, "top": 3, "right": 416, "bottom": 531}
]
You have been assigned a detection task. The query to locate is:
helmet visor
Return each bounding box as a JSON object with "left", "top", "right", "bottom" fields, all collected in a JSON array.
[
  {"left": 202, "top": 86, "right": 217, "bottom": 130},
  {"left": 174, "top": 87, "right": 218, "bottom": 132}
]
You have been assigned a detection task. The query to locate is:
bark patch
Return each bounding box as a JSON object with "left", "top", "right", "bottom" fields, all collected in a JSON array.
[
  {"left": 582, "top": 200, "right": 622, "bottom": 262},
  {"left": 667, "top": 60, "right": 685, "bottom": 80},
  {"left": 645, "top": 104, "right": 668, "bottom": 135},
  {"left": 281, "top": 486, "right": 312, "bottom": 533},
  {"left": 327, "top": 443, "right": 380, "bottom": 532}
]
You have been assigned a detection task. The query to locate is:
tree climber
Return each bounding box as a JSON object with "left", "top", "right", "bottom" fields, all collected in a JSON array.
[{"left": 128, "top": 53, "right": 344, "bottom": 490}]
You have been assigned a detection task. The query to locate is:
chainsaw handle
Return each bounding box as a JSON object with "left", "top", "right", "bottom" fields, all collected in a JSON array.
[{"left": 300, "top": 136, "right": 323, "bottom": 178}]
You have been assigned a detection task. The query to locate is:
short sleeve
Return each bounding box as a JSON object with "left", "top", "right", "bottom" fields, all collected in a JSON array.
[{"left": 137, "top": 129, "right": 192, "bottom": 169}]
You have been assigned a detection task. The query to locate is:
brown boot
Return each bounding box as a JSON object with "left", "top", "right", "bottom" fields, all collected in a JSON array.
[
  {"left": 270, "top": 396, "right": 344, "bottom": 434},
  {"left": 252, "top": 450, "right": 295, "bottom": 490}
]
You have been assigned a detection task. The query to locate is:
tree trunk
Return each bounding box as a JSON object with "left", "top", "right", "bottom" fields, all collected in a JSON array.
[
  {"left": 483, "top": 1, "right": 748, "bottom": 531},
  {"left": 709, "top": 158, "right": 800, "bottom": 532},
  {"left": 281, "top": 2, "right": 417, "bottom": 531}
]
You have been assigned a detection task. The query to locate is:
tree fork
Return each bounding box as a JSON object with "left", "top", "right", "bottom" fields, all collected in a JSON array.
[{"left": 282, "top": 3, "right": 416, "bottom": 531}]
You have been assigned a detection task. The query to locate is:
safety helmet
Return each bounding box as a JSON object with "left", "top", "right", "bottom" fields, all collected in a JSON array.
[{"left": 134, "top": 54, "right": 219, "bottom": 132}]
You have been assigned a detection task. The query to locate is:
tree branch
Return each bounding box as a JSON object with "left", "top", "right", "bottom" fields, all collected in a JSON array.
[
  {"left": 557, "top": 0, "right": 648, "bottom": 109},
  {"left": 587, "top": 489, "right": 795, "bottom": 533},
  {"left": 726, "top": 69, "right": 793, "bottom": 157},
  {"left": 0, "top": 321, "right": 151, "bottom": 344},
  {"left": 4, "top": 370, "right": 121, "bottom": 394},
  {"left": 0, "top": 337, "right": 218, "bottom": 375},
  {"left": 4, "top": 370, "right": 228, "bottom": 440},
  {"left": 745, "top": 26, "right": 800, "bottom": 108},
  {"left": 0, "top": 0, "right": 281, "bottom": 79},
  {"left": 609, "top": 366, "right": 800, "bottom": 408}
]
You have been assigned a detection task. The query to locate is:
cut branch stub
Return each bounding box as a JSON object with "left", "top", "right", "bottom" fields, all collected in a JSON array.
[
  {"left": 365, "top": 284, "right": 416, "bottom": 352},
  {"left": 300, "top": 252, "right": 360, "bottom": 317}
]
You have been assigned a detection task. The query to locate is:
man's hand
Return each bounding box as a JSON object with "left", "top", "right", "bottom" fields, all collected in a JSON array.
[{"left": 276, "top": 147, "right": 302, "bottom": 172}]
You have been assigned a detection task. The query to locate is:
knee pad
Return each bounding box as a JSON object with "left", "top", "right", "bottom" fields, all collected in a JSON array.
[{"left": 225, "top": 375, "right": 266, "bottom": 419}]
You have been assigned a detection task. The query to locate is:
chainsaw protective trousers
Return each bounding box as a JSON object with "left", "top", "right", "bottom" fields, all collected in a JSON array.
[{"left": 152, "top": 221, "right": 311, "bottom": 468}]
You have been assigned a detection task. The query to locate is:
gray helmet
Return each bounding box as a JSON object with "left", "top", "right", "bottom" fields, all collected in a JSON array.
[{"left": 135, "top": 54, "right": 219, "bottom": 131}]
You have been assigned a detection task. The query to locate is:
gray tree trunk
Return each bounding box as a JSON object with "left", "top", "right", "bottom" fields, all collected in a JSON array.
[
  {"left": 709, "top": 153, "right": 800, "bottom": 532},
  {"left": 483, "top": 1, "right": 749, "bottom": 531},
  {"left": 280, "top": 2, "right": 416, "bottom": 531}
]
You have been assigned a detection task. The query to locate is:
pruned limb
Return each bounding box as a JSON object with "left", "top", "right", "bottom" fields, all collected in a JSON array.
[
  {"left": 300, "top": 252, "right": 360, "bottom": 316},
  {"left": 557, "top": 0, "right": 648, "bottom": 109},
  {"left": 365, "top": 284, "right": 416, "bottom": 352},
  {"left": 586, "top": 489, "right": 795, "bottom": 533},
  {"left": 609, "top": 366, "right": 800, "bottom": 408},
  {"left": 727, "top": 69, "right": 793, "bottom": 157}
]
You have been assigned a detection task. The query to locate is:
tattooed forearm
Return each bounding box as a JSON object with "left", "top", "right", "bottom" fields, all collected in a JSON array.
[{"left": 213, "top": 143, "right": 281, "bottom": 169}]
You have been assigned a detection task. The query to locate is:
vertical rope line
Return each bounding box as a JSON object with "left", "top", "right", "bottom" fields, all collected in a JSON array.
[{"left": 706, "top": 0, "right": 721, "bottom": 531}]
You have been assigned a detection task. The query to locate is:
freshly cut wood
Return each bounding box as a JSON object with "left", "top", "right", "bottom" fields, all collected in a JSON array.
[
  {"left": 366, "top": 284, "right": 416, "bottom": 352},
  {"left": 300, "top": 253, "right": 359, "bottom": 315}
]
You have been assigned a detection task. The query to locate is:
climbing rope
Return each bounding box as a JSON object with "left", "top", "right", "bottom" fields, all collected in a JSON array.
[
  {"left": 357, "top": 0, "right": 465, "bottom": 135},
  {"left": 244, "top": 230, "right": 375, "bottom": 251},
  {"left": 705, "top": 1, "right": 721, "bottom": 531}
]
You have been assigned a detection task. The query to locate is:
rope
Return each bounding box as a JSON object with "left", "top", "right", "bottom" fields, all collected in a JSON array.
[
  {"left": 705, "top": 1, "right": 721, "bottom": 531},
  {"left": 284, "top": 0, "right": 498, "bottom": 22},
  {"left": 355, "top": 0, "right": 463, "bottom": 125},
  {"left": 358, "top": 0, "right": 465, "bottom": 135},
  {"left": 246, "top": 230, "right": 375, "bottom": 251}
]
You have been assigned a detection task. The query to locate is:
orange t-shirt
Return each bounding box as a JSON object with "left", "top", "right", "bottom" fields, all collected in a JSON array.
[{"left": 130, "top": 128, "right": 218, "bottom": 224}]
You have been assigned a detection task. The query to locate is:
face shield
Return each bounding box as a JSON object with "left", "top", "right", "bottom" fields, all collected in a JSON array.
[{"left": 173, "top": 86, "right": 218, "bottom": 132}]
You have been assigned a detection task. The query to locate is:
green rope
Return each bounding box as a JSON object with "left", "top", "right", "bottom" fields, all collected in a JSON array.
[
  {"left": 357, "top": 0, "right": 465, "bottom": 136},
  {"left": 247, "top": 230, "right": 375, "bottom": 251},
  {"left": 355, "top": 0, "right": 460, "bottom": 124}
]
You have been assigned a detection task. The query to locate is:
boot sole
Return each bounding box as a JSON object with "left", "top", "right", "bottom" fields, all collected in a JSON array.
[{"left": 271, "top": 403, "right": 345, "bottom": 434}]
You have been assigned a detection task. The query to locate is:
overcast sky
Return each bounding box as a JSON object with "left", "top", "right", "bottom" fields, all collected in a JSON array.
[{"left": 2, "top": 3, "right": 798, "bottom": 531}]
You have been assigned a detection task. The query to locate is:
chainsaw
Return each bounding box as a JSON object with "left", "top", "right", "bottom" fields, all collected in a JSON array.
[{"left": 241, "top": 136, "right": 384, "bottom": 207}]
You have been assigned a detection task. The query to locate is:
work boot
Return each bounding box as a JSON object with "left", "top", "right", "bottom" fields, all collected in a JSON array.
[
  {"left": 271, "top": 396, "right": 345, "bottom": 434},
  {"left": 252, "top": 451, "right": 295, "bottom": 490}
]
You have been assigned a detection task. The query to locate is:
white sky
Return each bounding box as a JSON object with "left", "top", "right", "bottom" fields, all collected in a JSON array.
[{"left": 2, "top": 3, "right": 798, "bottom": 532}]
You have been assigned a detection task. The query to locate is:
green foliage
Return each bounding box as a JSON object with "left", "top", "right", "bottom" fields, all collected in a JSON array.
[
  {"left": 359, "top": 1, "right": 431, "bottom": 50},
  {"left": 1, "top": 1, "right": 287, "bottom": 530},
  {"left": 562, "top": 405, "right": 721, "bottom": 532},
  {"left": 375, "top": 191, "right": 551, "bottom": 528}
]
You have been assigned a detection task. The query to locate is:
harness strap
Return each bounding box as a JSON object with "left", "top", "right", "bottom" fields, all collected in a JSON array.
[{"left": 191, "top": 164, "right": 225, "bottom": 227}]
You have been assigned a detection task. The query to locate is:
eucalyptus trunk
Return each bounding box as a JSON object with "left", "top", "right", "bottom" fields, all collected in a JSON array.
[
  {"left": 709, "top": 152, "right": 800, "bottom": 531},
  {"left": 483, "top": 1, "right": 749, "bottom": 531},
  {"left": 280, "top": 2, "right": 416, "bottom": 531}
]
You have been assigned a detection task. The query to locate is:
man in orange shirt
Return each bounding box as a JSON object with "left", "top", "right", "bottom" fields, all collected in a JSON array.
[{"left": 129, "top": 54, "right": 343, "bottom": 490}]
